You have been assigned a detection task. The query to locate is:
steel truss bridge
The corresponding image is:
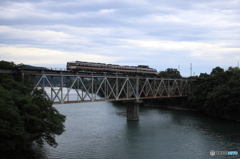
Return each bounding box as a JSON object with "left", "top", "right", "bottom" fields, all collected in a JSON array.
[
  {"left": 31, "top": 73, "right": 195, "bottom": 104},
  {"left": 1, "top": 68, "right": 197, "bottom": 120}
]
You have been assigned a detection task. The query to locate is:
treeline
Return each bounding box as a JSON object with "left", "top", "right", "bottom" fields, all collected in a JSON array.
[
  {"left": 158, "top": 68, "right": 181, "bottom": 78},
  {"left": 188, "top": 66, "right": 240, "bottom": 121},
  {"left": 0, "top": 61, "right": 66, "bottom": 159},
  {"left": 0, "top": 60, "right": 25, "bottom": 69},
  {"left": 143, "top": 66, "right": 240, "bottom": 122}
]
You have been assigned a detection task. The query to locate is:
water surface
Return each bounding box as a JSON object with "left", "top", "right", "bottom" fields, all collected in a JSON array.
[{"left": 35, "top": 101, "right": 240, "bottom": 159}]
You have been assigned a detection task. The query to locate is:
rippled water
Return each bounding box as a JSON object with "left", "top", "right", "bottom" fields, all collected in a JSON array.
[{"left": 34, "top": 101, "right": 240, "bottom": 159}]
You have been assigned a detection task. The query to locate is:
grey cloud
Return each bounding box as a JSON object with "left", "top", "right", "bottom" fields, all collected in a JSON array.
[{"left": 0, "top": 0, "right": 240, "bottom": 76}]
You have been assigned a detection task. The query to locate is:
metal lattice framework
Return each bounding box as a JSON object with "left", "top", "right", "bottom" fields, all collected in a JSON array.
[{"left": 31, "top": 74, "right": 196, "bottom": 104}]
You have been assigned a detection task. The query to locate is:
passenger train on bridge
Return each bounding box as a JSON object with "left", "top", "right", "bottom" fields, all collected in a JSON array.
[{"left": 67, "top": 61, "right": 157, "bottom": 75}]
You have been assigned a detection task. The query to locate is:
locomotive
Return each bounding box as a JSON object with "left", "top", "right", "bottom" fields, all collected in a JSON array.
[{"left": 67, "top": 61, "right": 157, "bottom": 75}]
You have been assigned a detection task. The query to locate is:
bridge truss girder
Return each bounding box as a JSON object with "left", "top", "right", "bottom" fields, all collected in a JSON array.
[{"left": 31, "top": 74, "right": 196, "bottom": 104}]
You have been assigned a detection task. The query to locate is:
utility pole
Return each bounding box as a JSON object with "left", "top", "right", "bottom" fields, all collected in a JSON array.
[
  {"left": 190, "top": 63, "right": 192, "bottom": 76},
  {"left": 238, "top": 61, "right": 239, "bottom": 68}
]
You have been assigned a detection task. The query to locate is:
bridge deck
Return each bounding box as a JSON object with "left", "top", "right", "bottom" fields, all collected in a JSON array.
[{"left": 53, "top": 95, "right": 188, "bottom": 104}]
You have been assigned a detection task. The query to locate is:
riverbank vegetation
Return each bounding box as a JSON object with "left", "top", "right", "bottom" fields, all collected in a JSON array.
[
  {"left": 188, "top": 66, "right": 240, "bottom": 121},
  {"left": 144, "top": 66, "right": 240, "bottom": 121},
  {"left": 0, "top": 61, "right": 66, "bottom": 159}
]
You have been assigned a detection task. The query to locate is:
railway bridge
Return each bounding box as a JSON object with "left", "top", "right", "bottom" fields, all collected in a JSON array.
[{"left": 1, "top": 68, "right": 197, "bottom": 120}]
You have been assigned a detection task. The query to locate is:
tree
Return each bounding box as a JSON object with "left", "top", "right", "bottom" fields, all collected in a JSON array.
[
  {"left": 0, "top": 60, "right": 16, "bottom": 68},
  {"left": 188, "top": 66, "right": 240, "bottom": 121},
  {"left": 158, "top": 68, "right": 181, "bottom": 78},
  {"left": 0, "top": 86, "right": 26, "bottom": 158},
  {"left": 138, "top": 65, "right": 149, "bottom": 68},
  {"left": 210, "top": 66, "right": 224, "bottom": 76},
  {"left": 199, "top": 73, "right": 210, "bottom": 78},
  {"left": 0, "top": 61, "right": 66, "bottom": 159}
]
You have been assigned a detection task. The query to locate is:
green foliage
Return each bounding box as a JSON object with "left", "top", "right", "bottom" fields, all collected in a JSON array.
[
  {"left": 158, "top": 68, "right": 182, "bottom": 78},
  {"left": 188, "top": 66, "right": 240, "bottom": 121},
  {"left": 0, "top": 60, "right": 26, "bottom": 69},
  {"left": 199, "top": 73, "right": 210, "bottom": 78},
  {"left": 210, "top": 66, "right": 224, "bottom": 76},
  {"left": 0, "top": 62, "right": 66, "bottom": 159},
  {"left": 137, "top": 65, "right": 149, "bottom": 68},
  {"left": 0, "top": 60, "right": 17, "bottom": 68}
]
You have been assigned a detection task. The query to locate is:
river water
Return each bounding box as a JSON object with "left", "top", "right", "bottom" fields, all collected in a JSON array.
[{"left": 34, "top": 101, "right": 240, "bottom": 159}]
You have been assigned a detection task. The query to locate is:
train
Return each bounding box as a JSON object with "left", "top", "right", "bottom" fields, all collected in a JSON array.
[{"left": 67, "top": 61, "right": 157, "bottom": 75}]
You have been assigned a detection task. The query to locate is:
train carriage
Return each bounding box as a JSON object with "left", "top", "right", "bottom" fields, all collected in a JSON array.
[{"left": 67, "top": 61, "right": 157, "bottom": 76}]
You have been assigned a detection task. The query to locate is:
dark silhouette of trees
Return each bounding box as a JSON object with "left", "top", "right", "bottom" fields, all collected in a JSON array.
[
  {"left": 0, "top": 61, "right": 66, "bottom": 159},
  {"left": 158, "top": 68, "right": 181, "bottom": 78},
  {"left": 137, "top": 65, "right": 149, "bottom": 68},
  {"left": 188, "top": 66, "right": 240, "bottom": 121}
]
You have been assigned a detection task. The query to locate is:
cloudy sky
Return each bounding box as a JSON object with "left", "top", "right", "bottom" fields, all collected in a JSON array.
[{"left": 0, "top": 0, "right": 240, "bottom": 76}]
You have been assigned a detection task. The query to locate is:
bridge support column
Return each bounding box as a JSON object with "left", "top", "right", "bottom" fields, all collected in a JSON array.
[{"left": 126, "top": 100, "right": 142, "bottom": 121}]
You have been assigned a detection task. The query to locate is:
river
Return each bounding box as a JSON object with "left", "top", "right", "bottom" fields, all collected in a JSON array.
[{"left": 33, "top": 100, "right": 240, "bottom": 159}]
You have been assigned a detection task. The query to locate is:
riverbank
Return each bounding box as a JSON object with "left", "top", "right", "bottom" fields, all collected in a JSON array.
[
  {"left": 144, "top": 104, "right": 240, "bottom": 122},
  {"left": 144, "top": 104, "right": 197, "bottom": 111}
]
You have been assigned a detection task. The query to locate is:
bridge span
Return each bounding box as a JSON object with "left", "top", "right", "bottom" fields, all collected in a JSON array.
[{"left": 1, "top": 68, "right": 197, "bottom": 120}]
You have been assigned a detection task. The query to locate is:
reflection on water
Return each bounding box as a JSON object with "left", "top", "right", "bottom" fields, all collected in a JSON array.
[{"left": 34, "top": 101, "right": 240, "bottom": 159}]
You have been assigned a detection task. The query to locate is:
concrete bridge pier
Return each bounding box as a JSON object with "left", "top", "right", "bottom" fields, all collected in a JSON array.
[{"left": 126, "top": 100, "right": 142, "bottom": 121}]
